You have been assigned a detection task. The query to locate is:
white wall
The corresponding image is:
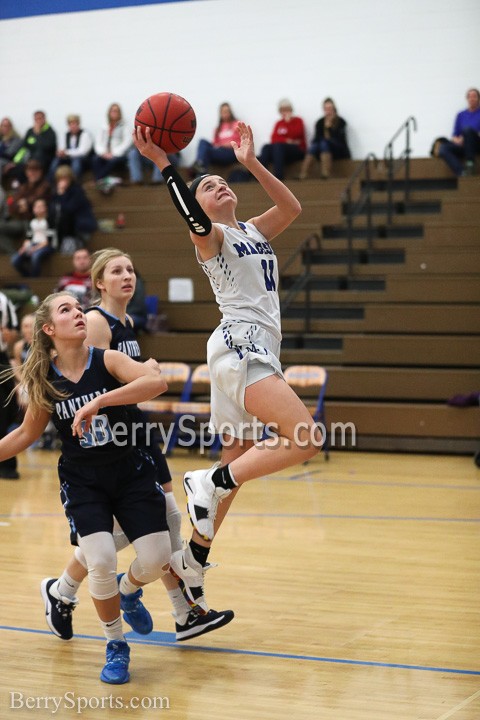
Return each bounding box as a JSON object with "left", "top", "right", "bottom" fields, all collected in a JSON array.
[{"left": 1, "top": 0, "right": 479, "bottom": 164}]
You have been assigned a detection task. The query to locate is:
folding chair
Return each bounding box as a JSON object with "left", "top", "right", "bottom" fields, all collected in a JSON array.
[
  {"left": 138, "top": 362, "right": 192, "bottom": 454},
  {"left": 283, "top": 365, "right": 329, "bottom": 460}
]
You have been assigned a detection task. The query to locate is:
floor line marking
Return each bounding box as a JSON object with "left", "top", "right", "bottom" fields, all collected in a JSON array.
[{"left": 0, "top": 625, "right": 479, "bottom": 676}]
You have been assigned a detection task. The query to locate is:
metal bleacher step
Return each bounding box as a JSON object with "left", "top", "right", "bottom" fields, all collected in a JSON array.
[{"left": 303, "top": 248, "right": 405, "bottom": 265}]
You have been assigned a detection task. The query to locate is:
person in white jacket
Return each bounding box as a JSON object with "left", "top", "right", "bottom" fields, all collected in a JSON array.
[
  {"left": 49, "top": 114, "right": 93, "bottom": 181},
  {"left": 92, "top": 103, "right": 131, "bottom": 181}
]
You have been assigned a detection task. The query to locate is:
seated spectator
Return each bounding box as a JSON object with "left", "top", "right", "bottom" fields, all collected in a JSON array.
[
  {"left": 12, "top": 313, "right": 34, "bottom": 396},
  {"left": 298, "top": 97, "right": 351, "bottom": 180},
  {"left": 127, "top": 270, "right": 147, "bottom": 333},
  {"left": 0, "top": 158, "right": 51, "bottom": 254},
  {"left": 0, "top": 290, "right": 20, "bottom": 479},
  {"left": 127, "top": 147, "right": 179, "bottom": 185},
  {"left": 258, "top": 99, "right": 306, "bottom": 179},
  {"left": 432, "top": 88, "right": 480, "bottom": 177},
  {"left": 55, "top": 247, "right": 93, "bottom": 309},
  {"left": 49, "top": 113, "right": 93, "bottom": 181},
  {"left": 92, "top": 102, "right": 131, "bottom": 182},
  {"left": 190, "top": 102, "right": 242, "bottom": 176},
  {"left": 50, "top": 165, "right": 97, "bottom": 252},
  {"left": 0, "top": 117, "right": 23, "bottom": 183},
  {"left": 8, "top": 110, "right": 57, "bottom": 181},
  {"left": 11, "top": 198, "right": 56, "bottom": 277}
]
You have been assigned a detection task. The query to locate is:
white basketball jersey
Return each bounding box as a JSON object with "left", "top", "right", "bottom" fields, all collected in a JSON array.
[{"left": 198, "top": 222, "right": 281, "bottom": 340}]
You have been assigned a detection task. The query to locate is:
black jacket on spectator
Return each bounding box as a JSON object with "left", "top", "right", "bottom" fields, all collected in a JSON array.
[{"left": 50, "top": 181, "right": 97, "bottom": 244}]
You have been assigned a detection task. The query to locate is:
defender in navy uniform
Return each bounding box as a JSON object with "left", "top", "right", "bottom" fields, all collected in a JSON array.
[
  {"left": 134, "top": 123, "right": 322, "bottom": 614},
  {"left": 0, "top": 292, "right": 170, "bottom": 684},
  {"left": 43, "top": 249, "right": 233, "bottom": 645}
]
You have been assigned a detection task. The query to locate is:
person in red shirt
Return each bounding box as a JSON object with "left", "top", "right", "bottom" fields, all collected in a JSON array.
[
  {"left": 191, "top": 102, "right": 241, "bottom": 175},
  {"left": 55, "top": 247, "right": 92, "bottom": 309},
  {"left": 258, "top": 99, "right": 306, "bottom": 179}
]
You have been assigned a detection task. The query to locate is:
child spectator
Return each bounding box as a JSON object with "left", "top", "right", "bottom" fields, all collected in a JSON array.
[{"left": 11, "top": 198, "right": 56, "bottom": 277}]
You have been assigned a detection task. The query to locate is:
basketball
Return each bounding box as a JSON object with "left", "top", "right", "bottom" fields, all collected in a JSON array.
[{"left": 135, "top": 92, "right": 196, "bottom": 154}]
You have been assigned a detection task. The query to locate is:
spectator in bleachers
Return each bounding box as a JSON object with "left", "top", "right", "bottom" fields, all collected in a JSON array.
[
  {"left": 258, "top": 99, "right": 306, "bottom": 179},
  {"left": 432, "top": 88, "right": 480, "bottom": 177},
  {"left": 92, "top": 102, "right": 131, "bottom": 183},
  {"left": 9, "top": 110, "right": 57, "bottom": 180},
  {"left": 0, "top": 117, "right": 23, "bottom": 183},
  {"left": 50, "top": 165, "right": 97, "bottom": 252},
  {"left": 49, "top": 114, "right": 93, "bottom": 181},
  {"left": 11, "top": 197, "right": 56, "bottom": 277},
  {"left": 0, "top": 290, "right": 20, "bottom": 479},
  {"left": 55, "top": 247, "right": 92, "bottom": 309},
  {"left": 0, "top": 158, "right": 51, "bottom": 254},
  {"left": 190, "top": 102, "right": 242, "bottom": 176},
  {"left": 297, "top": 97, "right": 351, "bottom": 180}
]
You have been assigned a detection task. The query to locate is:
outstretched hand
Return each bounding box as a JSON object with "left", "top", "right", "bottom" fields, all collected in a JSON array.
[
  {"left": 132, "top": 126, "right": 169, "bottom": 168},
  {"left": 231, "top": 122, "right": 256, "bottom": 167}
]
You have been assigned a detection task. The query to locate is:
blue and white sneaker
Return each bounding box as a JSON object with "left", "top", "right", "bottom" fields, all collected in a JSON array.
[
  {"left": 175, "top": 608, "right": 234, "bottom": 642},
  {"left": 100, "top": 640, "right": 130, "bottom": 684},
  {"left": 117, "top": 574, "right": 153, "bottom": 635}
]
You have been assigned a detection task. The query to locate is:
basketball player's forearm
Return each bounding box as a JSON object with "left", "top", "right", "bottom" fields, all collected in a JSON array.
[
  {"left": 247, "top": 158, "right": 302, "bottom": 217},
  {"left": 99, "top": 376, "right": 167, "bottom": 408},
  {"left": 0, "top": 423, "right": 42, "bottom": 460}
]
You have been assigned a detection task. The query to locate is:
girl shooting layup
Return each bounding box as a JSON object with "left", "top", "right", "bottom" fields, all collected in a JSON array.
[{"left": 133, "top": 122, "right": 322, "bottom": 612}]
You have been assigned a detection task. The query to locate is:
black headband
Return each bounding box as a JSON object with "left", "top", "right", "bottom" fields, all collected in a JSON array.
[{"left": 189, "top": 173, "right": 210, "bottom": 197}]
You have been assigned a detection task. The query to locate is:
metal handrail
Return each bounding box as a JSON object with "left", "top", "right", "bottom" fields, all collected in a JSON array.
[
  {"left": 384, "top": 116, "right": 417, "bottom": 223},
  {"left": 341, "top": 153, "right": 377, "bottom": 275},
  {"left": 280, "top": 232, "right": 320, "bottom": 331}
]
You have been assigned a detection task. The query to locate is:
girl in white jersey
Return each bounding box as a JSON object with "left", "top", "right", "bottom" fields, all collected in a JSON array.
[{"left": 134, "top": 123, "right": 322, "bottom": 611}]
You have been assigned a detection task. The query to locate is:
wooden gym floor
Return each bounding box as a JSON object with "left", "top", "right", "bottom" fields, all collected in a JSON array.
[{"left": 0, "top": 448, "right": 479, "bottom": 719}]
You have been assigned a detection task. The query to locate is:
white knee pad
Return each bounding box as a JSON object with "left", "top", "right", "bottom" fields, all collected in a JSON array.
[
  {"left": 77, "top": 532, "right": 119, "bottom": 600},
  {"left": 74, "top": 545, "right": 88, "bottom": 570},
  {"left": 130, "top": 531, "right": 171, "bottom": 585}
]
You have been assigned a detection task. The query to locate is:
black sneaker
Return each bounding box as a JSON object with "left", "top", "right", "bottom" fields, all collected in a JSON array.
[
  {"left": 0, "top": 468, "right": 19, "bottom": 479},
  {"left": 40, "top": 578, "right": 78, "bottom": 640},
  {"left": 175, "top": 608, "right": 234, "bottom": 642}
]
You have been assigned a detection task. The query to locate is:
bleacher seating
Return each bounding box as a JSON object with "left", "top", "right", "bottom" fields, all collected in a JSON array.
[{"left": 1, "top": 158, "right": 479, "bottom": 454}]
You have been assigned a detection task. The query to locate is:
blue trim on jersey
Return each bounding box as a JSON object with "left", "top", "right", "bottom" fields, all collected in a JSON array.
[
  {"left": 50, "top": 346, "right": 94, "bottom": 378},
  {"left": 87, "top": 306, "right": 132, "bottom": 329},
  {"left": 0, "top": 0, "right": 193, "bottom": 22}
]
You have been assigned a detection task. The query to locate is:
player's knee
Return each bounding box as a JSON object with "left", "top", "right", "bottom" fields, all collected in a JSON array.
[
  {"left": 131, "top": 531, "right": 171, "bottom": 584},
  {"left": 86, "top": 545, "right": 118, "bottom": 600}
]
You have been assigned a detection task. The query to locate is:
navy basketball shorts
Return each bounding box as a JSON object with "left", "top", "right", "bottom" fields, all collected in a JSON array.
[
  {"left": 128, "top": 405, "right": 172, "bottom": 486},
  {"left": 58, "top": 448, "right": 168, "bottom": 546}
]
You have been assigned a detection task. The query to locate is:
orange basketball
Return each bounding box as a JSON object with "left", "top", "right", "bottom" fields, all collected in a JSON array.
[{"left": 135, "top": 92, "right": 196, "bottom": 154}]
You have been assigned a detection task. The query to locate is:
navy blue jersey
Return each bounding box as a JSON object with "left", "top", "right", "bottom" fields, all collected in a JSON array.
[
  {"left": 48, "top": 347, "right": 131, "bottom": 465},
  {"left": 85, "top": 306, "right": 141, "bottom": 360}
]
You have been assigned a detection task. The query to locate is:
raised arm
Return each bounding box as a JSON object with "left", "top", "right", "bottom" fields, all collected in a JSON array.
[
  {"left": 132, "top": 127, "right": 223, "bottom": 256},
  {"left": 231, "top": 123, "right": 301, "bottom": 241}
]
